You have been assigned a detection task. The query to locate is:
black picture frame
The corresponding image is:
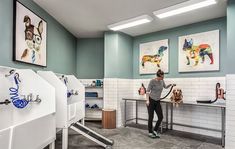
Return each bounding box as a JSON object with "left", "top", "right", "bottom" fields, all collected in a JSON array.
[{"left": 13, "top": 0, "right": 47, "bottom": 67}]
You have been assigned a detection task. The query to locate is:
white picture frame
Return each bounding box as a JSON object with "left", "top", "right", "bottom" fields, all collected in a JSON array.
[
  {"left": 178, "top": 30, "right": 219, "bottom": 72},
  {"left": 139, "top": 39, "right": 169, "bottom": 74}
]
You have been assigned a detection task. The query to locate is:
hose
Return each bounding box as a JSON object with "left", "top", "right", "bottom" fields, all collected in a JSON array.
[
  {"left": 160, "top": 85, "right": 174, "bottom": 100},
  {"left": 61, "top": 76, "right": 72, "bottom": 98},
  {"left": 9, "top": 74, "right": 29, "bottom": 109}
]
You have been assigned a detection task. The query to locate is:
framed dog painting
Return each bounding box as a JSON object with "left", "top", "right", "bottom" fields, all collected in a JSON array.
[
  {"left": 139, "top": 39, "right": 169, "bottom": 74},
  {"left": 178, "top": 30, "right": 219, "bottom": 72},
  {"left": 13, "top": 1, "right": 47, "bottom": 67}
]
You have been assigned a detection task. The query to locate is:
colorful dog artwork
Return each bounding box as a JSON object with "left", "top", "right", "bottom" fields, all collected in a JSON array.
[
  {"left": 178, "top": 30, "right": 219, "bottom": 72},
  {"left": 141, "top": 46, "right": 167, "bottom": 68},
  {"left": 14, "top": 1, "right": 47, "bottom": 66},
  {"left": 21, "top": 15, "right": 43, "bottom": 64},
  {"left": 183, "top": 39, "right": 214, "bottom": 66},
  {"left": 139, "top": 39, "right": 169, "bottom": 74}
]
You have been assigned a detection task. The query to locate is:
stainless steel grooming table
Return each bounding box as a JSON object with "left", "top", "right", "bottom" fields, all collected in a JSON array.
[{"left": 122, "top": 97, "right": 226, "bottom": 147}]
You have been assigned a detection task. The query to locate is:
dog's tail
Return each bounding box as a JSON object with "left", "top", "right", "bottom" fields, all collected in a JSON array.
[
  {"left": 141, "top": 57, "right": 145, "bottom": 67},
  {"left": 141, "top": 60, "right": 145, "bottom": 67},
  {"left": 21, "top": 49, "right": 28, "bottom": 59}
]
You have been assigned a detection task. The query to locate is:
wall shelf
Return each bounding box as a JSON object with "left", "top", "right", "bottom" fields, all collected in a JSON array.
[
  {"left": 85, "top": 97, "right": 103, "bottom": 100},
  {"left": 86, "top": 108, "right": 102, "bottom": 111},
  {"left": 84, "top": 117, "right": 102, "bottom": 121},
  {"left": 85, "top": 86, "right": 103, "bottom": 89},
  {"left": 84, "top": 81, "right": 104, "bottom": 121}
]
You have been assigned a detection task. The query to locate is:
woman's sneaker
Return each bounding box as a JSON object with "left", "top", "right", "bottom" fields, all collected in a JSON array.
[
  {"left": 153, "top": 131, "right": 160, "bottom": 138},
  {"left": 148, "top": 133, "right": 157, "bottom": 138}
]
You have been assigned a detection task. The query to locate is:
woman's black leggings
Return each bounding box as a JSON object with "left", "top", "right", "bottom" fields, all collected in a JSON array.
[{"left": 147, "top": 97, "right": 163, "bottom": 133}]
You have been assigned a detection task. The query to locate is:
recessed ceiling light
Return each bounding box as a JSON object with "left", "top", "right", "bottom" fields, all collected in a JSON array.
[
  {"left": 108, "top": 15, "right": 153, "bottom": 31},
  {"left": 153, "top": 0, "right": 217, "bottom": 19}
]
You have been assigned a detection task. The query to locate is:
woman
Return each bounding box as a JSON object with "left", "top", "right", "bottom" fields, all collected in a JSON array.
[{"left": 146, "top": 69, "right": 174, "bottom": 138}]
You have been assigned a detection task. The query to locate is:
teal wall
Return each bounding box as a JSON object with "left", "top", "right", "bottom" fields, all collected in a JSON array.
[
  {"left": 76, "top": 38, "right": 104, "bottom": 79},
  {"left": 104, "top": 32, "right": 119, "bottom": 78},
  {"left": 227, "top": 1, "right": 235, "bottom": 74},
  {"left": 104, "top": 32, "right": 133, "bottom": 78},
  {"left": 117, "top": 33, "right": 133, "bottom": 78},
  {"left": 0, "top": 0, "right": 77, "bottom": 75},
  {"left": 133, "top": 17, "right": 227, "bottom": 79}
]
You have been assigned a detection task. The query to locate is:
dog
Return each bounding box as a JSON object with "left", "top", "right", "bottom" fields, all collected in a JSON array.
[
  {"left": 141, "top": 46, "right": 167, "bottom": 68},
  {"left": 21, "top": 15, "right": 43, "bottom": 64},
  {"left": 183, "top": 39, "right": 214, "bottom": 66},
  {"left": 170, "top": 88, "right": 183, "bottom": 107}
]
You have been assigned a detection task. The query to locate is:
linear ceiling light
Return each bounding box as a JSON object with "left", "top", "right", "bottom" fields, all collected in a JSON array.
[
  {"left": 108, "top": 15, "right": 153, "bottom": 31},
  {"left": 153, "top": 0, "right": 217, "bottom": 19}
]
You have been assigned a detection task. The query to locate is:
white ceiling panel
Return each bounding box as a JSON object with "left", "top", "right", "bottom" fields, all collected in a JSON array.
[{"left": 34, "top": 0, "right": 227, "bottom": 38}]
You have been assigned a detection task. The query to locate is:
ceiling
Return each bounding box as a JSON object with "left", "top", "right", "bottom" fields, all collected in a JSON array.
[{"left": 33, "top": 0, "right": 227, "bottom": 38}]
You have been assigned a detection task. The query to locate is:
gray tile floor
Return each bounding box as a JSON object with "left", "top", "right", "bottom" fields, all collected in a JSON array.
[{"left": 54, "top": 122, "right": 223, "bottom": 149}]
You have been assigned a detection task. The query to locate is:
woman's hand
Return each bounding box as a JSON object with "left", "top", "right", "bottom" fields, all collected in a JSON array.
[
  {"left": 146, "top": 93, "right": 150, "bottom": 106},
  {"left": 146, "top": 100, "right": 150, "bottom": 106}
]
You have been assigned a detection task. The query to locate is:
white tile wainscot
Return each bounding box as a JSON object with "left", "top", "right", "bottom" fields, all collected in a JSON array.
[
  {"left": 131, "top": 77, "right": 225, "bottom": 138},
  {"left": 81, "top": 79, "right": 104, "bottom": 121},
  {"left": 103, "top": 76, "right": 228, "bottom": 147},
  {"left": 103, "top": 78, "right": 133, "bottom": 127},
  {"left": 225, "top": 75, "right": 235, "bottom": 149}
]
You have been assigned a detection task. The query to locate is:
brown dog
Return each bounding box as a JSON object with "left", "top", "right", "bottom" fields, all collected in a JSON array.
[{"left": 170, "top": 89, "right": 183, "bottom": 107}]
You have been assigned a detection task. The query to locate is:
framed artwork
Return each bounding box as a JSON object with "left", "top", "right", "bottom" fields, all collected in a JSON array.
[
  {"left": 139, "top": 39, "right": 169, "bottom": 74},
  {"left": 178, "top": 30, "right": 219, "bottom": 72},
  {"left": 13, "top": 0, "right": 47, "bottom": 67}
]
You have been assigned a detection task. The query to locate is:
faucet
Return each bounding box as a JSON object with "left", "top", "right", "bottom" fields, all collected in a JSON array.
[
  {"left": 5, "top": 69, "right": 15, "bottom": 77},
  {"left": 27, "top": 93, "right": 33, "bottom": 102},
  {"left": 0, "top": 99, "right": 11, "bottom": 105},
  {"left": 35, "top": 95, "right": 42, "bottom": 103}
]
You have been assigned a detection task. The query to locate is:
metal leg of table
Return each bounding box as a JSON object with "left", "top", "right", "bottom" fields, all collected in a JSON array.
[
  {"left": 124, "top": 100, "right": 127, "bottom": 127},
  {"left": 221, "top": 107, "right": 225, "bottom": 147},
  {"left": 166, "top": 103, "right": 169, "bottom": 130},
  {"left": 136, "top": 101, "right": 138, "bottom": 124},
  {"left": 170, "top": 103, "right": 173, "bottom": 130}
]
